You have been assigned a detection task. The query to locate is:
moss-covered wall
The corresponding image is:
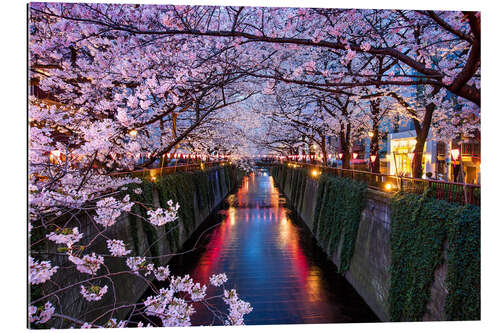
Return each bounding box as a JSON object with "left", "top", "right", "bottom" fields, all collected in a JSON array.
[
  {"left": 49, "top": 165, "right": 241, "bottom": 326},
  {"left": 270, "top": 165, "right": 480, "bottom": 322}
]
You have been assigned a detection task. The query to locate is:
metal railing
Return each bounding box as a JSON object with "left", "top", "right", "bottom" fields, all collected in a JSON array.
[
  {"left": 267, "top": 161, "right": 480, "bottom": 206},
  {"left": 110, "top": 161, "right": 227, "bottom": 179}
]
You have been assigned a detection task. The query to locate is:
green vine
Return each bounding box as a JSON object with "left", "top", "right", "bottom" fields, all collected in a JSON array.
[
  {"left": 445, "top": 204, "right": 480, "bottom": 320},
  {"left": 273, "top": 165, "right": 480, "bottom": 322},
  {"left": 271, "top": 166, "right": 366, "bottom": 275},
  {"left": 124, "top": 165, "right": 237, "bottom": 259},
  {"left": 389, "top": 191, "right": 480, "bottom": 321}
]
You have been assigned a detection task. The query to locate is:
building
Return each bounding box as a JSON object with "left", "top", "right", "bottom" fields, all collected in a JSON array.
[{"left": 386, "top": 130, "right": 481, "bottom": 184}]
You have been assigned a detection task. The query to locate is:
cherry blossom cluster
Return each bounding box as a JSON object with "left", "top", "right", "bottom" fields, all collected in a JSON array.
[
  {"left": 80, "top": 284, "right": 109, "bottom": 302},
  {"left": 29, "top": 302, "right": 55, "bottom": 325},
  {"left": 68, "top": 253, "right": 104, "bottom": 275},
  {"left": 47, "top": 227, "right": 83, "bottom": 247},
  {"left": 94, "top": 195, "right": 134, "bottom": 227},
  {"left": 223, "top": 289, "right": 254, "bottom": 326},
  {"left": 106, "top": 239, "right": 131, "bottom": 257},
  {"left": 209, "top": 273, "right": 228, "bottom": 287},
  {"left": 147, "top": 200, "right": 180, "bottom": 226},
  {"left": 29, "top": 256, "right": 58, "bottom": 285}
]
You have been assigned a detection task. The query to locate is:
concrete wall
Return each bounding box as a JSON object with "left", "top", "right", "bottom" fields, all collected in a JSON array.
[
  {"left": 48, "top": 166, "right": 238, "bottom": 326},
  {"left": 274, "top": 167, "right": 447, "bottom": 322}
]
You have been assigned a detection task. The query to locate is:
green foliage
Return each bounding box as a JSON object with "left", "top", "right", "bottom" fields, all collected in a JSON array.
[
  {"left": 272, "top": 165, "right": 480, "bottom": 322},
  {"left": 125, "top": 165, "right": 237, "bottom": 258},
  {"left": 445, "top": 204, "right": 480, "bottom": 320},
  {"left": 389, "top": 192, "right": 480, "bottom": 321},
  {"left": 314, "top": 175, "right": 367, "bottom": 274},
  {"left": 271, "top": 166, "right": 366, "bottom": 275}
]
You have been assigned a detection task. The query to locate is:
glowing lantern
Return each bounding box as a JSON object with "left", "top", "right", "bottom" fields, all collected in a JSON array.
[
  {"left": 384, "top": 183, "right": 393, "bottom": 191},
  {"left": 353, "top": 152, "right": 358, "bottom": 159},
  {"left": 451, "top": 148, "right": 460, "bottom": 161},
  {"left": 128, "top": 129, "right": 138, "bottom": 137},
  {"left": 338, "top": 153, "right": 343, "bottom": 160},
  {"left": 311, "top": 169, "right": 320, "bottom": 177},
  {"left": 370, "top": 155, "right": 377, "bottom": 163}
]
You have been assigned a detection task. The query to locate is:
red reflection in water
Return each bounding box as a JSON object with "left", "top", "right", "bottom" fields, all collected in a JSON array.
[{"left": 180, "top": 172, "right": 378, "bottom": 325}]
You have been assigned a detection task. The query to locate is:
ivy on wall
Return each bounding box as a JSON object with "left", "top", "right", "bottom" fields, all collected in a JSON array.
[
  {"left": 272, "top": 165, "right": 480, "bottom": 322},
  {"left": 126, "top": 165, "right": 237, "bottom": 258},
  {"left": 445, "top": 204, "right": 480, "bottom": 321},
  {"left": 389, "top": 191, "right": 480, "bottom": 321},
  {"left": 271, "top": 166, "right": 367, "bottom": 275}
]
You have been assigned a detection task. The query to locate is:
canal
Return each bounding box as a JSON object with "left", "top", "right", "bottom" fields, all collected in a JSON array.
[{"left": 152, "top": 169, "right": 379, "bottom": 325}]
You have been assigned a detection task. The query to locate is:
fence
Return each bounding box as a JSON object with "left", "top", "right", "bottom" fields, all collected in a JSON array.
[
  {"left": 110, "top": 161, "right": 227, "bottom": 179},
  {"left": 266, "top": 161, "right": 480, "bottom": 206}
]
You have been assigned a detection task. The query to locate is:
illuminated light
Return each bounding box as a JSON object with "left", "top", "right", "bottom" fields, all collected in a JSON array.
[
  {"left": 368, "top": 131, "right": 374, "bottom": 138},
  {"left": 370, "top": 155, "right": 377, "bottom": 163},
  {"left": 151, "top": 176, "right": 157, "bottom": 182},
  {"left": 166, "top": 153, "right": 171, "bottom": 158},
  {"left": 384, "top": 183, "right": 393, "bottom": 191},
  {"left": 128, "top": 129, "right": 138, "bottom": 137},
  {"left": 451, "top": 148, "right": 460, "bottom": 161},
  {"left": 51, "top": 150, "right": 61, "bottom": 158},
  {"left": 408, "top": 152, "right": 415, "bottom": 161},
  {"left": 328, "top": 154, "right": 332, "bottom": 159},
  {"left": 338, "top": 153, "right": 343, "bottom": 159},
  {"left": 311, "top": 169, "right": 321, "bottom": 178},
  {"left": 353, "top": 152, "right": 358, "bottom": 159}
]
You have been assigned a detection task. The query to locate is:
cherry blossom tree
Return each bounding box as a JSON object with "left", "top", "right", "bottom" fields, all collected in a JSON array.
[
  {"left": 28, "top": 3, "right": 481, "bottom": 328},
  {"left": 29, "top": 3, "right": 254, "bottom": 328}
]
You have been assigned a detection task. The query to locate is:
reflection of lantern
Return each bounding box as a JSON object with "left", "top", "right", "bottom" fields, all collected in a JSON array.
[
  {"left": 353, "top": 152, "right": 358, "bottom": 159},
  {"left": 370, "top": 155, "right": 377, "bottom": 163},
  {"left": 451, "top": 148, "right": 460, "bottom": 161}
]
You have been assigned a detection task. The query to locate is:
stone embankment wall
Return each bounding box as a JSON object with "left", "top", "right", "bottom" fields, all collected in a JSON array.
[
  {"left": 48, "top": 165, "right": 241, "bottom": 326},
  {"left": 270, "top": 165, "right": 480, "bottom": 322}
]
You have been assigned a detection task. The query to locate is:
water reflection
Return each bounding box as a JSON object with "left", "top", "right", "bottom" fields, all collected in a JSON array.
[{"left": 165, "top": 169, "right": 379, "bottom": 325}]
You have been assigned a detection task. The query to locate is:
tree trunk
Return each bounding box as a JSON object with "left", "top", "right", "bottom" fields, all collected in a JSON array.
[
  {"left": 321, "top": 135, "right": 328, "bottom": 166},
  {"left": 340, "top": 123, "right": 351, "bottom": 168},
  {"left": 370, "top": 127, "right": 380, "bottom": 173},
  {"left": 411, "top": 103, "right": 435, "bottom": 178}
]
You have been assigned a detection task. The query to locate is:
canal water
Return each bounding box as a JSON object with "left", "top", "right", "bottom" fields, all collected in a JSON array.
[{"left": 156, "top": 169, "right": 379, "bottom": 325}]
